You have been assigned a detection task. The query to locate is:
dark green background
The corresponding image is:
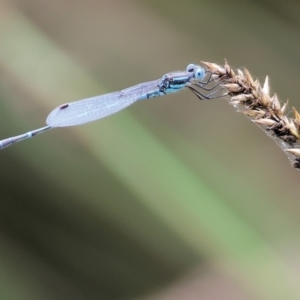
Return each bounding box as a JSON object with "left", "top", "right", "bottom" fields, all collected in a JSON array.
[{"left": 1, "top": 1, "right": 300, "bottom": 299}]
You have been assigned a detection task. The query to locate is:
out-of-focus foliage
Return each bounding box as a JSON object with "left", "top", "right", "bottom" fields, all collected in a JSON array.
[{"left": 1, "top": 1, "right": 300, "bottom": 299}]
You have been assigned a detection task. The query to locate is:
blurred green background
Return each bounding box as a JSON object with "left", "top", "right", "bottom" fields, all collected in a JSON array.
[{"left": 1, "top": 0, "right": 300, "bottom": 299}]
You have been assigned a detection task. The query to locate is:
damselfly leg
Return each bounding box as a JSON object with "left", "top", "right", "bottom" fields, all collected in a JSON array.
[{"left": 188, "top": 84, "right": 227, "bottom": 100}]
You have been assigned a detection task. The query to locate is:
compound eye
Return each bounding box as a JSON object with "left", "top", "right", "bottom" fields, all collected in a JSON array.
[
  {"left": 186, "top": 64, "right": 196, "bottom": 73},
  {"left": 194, "top": 68, "right": 205, "bottom": 80}
]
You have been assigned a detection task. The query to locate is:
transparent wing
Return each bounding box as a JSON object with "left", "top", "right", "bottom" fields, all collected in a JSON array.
[{"left": 46, "top": 79, "right": 160, "bottom": 127}]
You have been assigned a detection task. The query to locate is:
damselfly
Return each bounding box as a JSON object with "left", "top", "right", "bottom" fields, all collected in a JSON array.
[{"left": 0, "top": 64, "right": 224, "bottom": 149}]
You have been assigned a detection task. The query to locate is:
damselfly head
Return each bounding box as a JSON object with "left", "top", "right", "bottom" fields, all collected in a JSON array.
[{"left": 185, "top": 64, "right": 205, "bottom": 81}]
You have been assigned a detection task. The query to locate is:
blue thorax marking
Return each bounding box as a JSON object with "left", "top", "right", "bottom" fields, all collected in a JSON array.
[{"left": 138, "top": 73, "right": 193, "bottom": 100}]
